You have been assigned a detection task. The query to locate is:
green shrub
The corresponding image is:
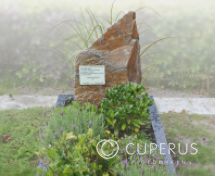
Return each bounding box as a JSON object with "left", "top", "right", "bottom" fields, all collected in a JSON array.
[
  {"left": 38, "top": 129, "right": 119, "bottom": 176},
  {"left": 99, "top": 83, "right": 153, "bottom": 138},
  {"left": 41, "top": 102, "right": 104, "bottom": 145}
]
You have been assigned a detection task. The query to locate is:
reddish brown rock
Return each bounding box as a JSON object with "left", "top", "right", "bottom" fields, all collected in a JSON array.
[{"left": 75, "top": 11, "right": 141, "bottom": 104}]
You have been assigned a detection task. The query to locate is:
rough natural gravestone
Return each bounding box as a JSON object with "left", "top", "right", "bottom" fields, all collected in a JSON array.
[{"left": 75, "top": 11, "right": 141, "bottom": 104}]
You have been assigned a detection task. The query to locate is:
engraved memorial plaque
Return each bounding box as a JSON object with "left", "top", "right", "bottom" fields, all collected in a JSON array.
[{"left": 79, "top": 65, "right": 105, "bottom": 85}]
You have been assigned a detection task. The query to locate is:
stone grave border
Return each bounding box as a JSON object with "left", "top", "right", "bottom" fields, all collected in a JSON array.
[{"left": 149, "top": 96, "right": 176, "bottom": 175}]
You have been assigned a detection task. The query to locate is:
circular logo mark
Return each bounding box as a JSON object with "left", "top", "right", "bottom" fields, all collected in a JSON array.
[{"left": 96, "top": 139, "right": 119, "bottom": 160}]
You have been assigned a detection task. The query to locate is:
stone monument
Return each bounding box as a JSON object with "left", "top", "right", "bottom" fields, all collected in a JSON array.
[{"left": 75, "top": 11, "right": 141, "bottom": 104}]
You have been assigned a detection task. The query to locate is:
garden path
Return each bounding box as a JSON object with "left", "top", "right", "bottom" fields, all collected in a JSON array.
[{"left": 0, "top": 95, "right": 214, "bottom": 115}]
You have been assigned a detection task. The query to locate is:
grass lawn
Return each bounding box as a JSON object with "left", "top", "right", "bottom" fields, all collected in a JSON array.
[
  {"left": 0, "top": 108, "right": 214, "bottom": 176},
  {"left": 161, "top": 113, "right": 215, "bottom": 176},
  {"left": 0, "top": 108, "right": 52, "bottom": 176}
]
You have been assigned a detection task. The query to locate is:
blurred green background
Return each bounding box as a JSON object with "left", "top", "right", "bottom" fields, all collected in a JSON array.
[{"left": 0, "top": 0, "right": 214, "bottom": 96}]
